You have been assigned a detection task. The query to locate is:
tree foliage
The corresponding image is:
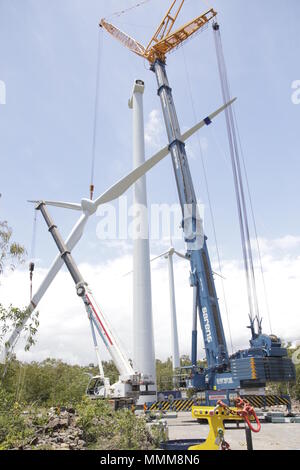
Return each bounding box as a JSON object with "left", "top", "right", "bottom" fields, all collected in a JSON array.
[
  {"left": 0, "top": 221, "right": 26, "bottom": 275},
  {"left": 0, "top": 358, "right": 119, "bottom": 407},
  {"left": 0, "top": 305, "right": 40, "bottom": 354},
  {"left": 0, "top": 387, "right": 34, "bottom": 450},
  {"left": 268, "top": 345, "right": 300, "bottom": 400},
  {"left": 77, "top": 398, "right": 164, "bottom": 450},
  {"left": 0, "top": 360, "right": 166, "bottom": 450},
  {"left": 0, "top": 219, "right": 40, "bottom": 353}
]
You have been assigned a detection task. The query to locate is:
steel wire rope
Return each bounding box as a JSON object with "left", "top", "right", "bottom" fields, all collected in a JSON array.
[
  {"left": 90, "top": 28, "right": 104, "bottom": 200},
  {"left": 181, "top": 46, "right": 234, "bottom": 354},
  {"left": 232, "top": 106, "right": 273, "bottom": 334},
  {"left": 213, "top": 22, "right": 263, "bottom": 327}
]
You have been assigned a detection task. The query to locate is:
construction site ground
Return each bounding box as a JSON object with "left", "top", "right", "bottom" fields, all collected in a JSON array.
[{"left": 166, "top": 412, "right": 300, "bottom": 450}]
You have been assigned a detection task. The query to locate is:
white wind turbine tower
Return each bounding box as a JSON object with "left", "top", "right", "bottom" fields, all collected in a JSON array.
[
  {"left": 129, "top": 79, "right": 156, "bottom": 404},
  {"left": 152, "top": 243, "right": 225, "bottom": 375},
  {"left": 151, "top": 244, "right": 188, "bottom": 372}
]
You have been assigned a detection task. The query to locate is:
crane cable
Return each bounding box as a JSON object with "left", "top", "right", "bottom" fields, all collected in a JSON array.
[
  {"left": 106, "top": 0, "right": 154, "bottom": 20},
  {"left": 15, "top": 362, "right": 26, "bottom": 404},
  {"left": 232, "top": 107, "right": 273, "bottom": 334},
  {"left": 90, "top": 28, "right": 104, "bottom": 201},
  {"left": 213, "top": 22, "right": 255, "bottom": 324},
  {"left": 17, "top": 208, "right": 38, "bottom": 396},
  {"left": 206, "top": 117, "right": 272, "bottom": 333},
  {"left": 213, "top": 22, "right": 264, "bottom": 332},
  {"left": 181, "top": 47, "right": 234, "bottom": 354},
  {"left": 29, "top": 209, "right": 38, "bottom": 303}
]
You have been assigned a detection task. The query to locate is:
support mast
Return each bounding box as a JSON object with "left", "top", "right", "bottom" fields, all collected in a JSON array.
[
  {"left": 129, "top": 80, "right": 157, "bottom": 401},
  {"left": 166, "top": 252, "right": 180, "bottom": 370}
]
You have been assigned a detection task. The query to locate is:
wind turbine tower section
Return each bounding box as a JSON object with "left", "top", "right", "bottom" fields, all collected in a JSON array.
[
  {"left": 166, "top": 250, "right": 180, "bottom": 371},
  {"left": 129, "top": 80, "right": 157, "bottom": 403}
]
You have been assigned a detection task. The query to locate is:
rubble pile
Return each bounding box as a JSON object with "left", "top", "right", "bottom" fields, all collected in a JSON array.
[{"left": 18, "top": 408, "right": 86, "bottom": 451}]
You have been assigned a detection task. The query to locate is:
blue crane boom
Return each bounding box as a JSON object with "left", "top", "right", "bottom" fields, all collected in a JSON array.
[{"left": 152, "top": 60, "right": 229, "bottom": 377}]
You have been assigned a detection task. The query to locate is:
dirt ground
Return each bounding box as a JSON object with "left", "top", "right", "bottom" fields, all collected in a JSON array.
[{"left": 166, "top": 413, "right": 300, "bottom": 450}]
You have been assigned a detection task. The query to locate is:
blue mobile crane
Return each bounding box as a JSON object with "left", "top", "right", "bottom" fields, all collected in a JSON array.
[{"left": 101, "top": 1, "right": 296, "bottom": 406}]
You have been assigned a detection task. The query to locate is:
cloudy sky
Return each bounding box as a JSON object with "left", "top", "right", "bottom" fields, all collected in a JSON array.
[{"left": 0, "top": 0, "right": 299, "bottom": 365}]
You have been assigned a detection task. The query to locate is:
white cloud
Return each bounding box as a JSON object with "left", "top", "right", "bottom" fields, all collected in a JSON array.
[
  {"left": 0, "top": 80, "right": 6, "bottom": 105},
  {"left": 145, "top": 110, "right": 208, "bottom": 160},
  {"left": 145, "top": 109, "right": 164, "bottom": 151},
  {"left": 0, "top": 236, "right": 299, "bottom": 366},
  {"left": 257, "top": 235, "right": 300, "bottom": 255},
  {"left": 183, "top": 133, "right": 209, "bottom": 161}
]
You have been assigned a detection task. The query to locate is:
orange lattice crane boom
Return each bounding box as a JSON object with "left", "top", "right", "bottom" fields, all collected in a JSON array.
[
  {"left": 144, "top": 0, "right": 185, "bottom": 51},
  {"left": 100, "top": 1, "right": 217, "bottom": 64}
]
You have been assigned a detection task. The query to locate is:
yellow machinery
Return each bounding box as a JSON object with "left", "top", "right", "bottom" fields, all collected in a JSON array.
[
  {"left": 189, "top": 399, "right": 261, "bottom": 451},
  {"left": 100, "top": 0, "right": 217, "bottom": 64}
]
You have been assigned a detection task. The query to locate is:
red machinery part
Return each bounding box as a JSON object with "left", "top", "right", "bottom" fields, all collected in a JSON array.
[{"left": 235, "top": 398, "right": 261, "bottom": 433}]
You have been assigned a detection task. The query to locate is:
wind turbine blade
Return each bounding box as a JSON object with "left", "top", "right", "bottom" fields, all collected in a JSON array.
[
  {"left": 123, "top": 270, "right": 133, "bottom": 278},
  {"left": 94, "top": 100, "right": 236, "bottom": 209},
  {"left": 4, "top": 213, "right": 89, "bottom": 357},
  {"left": 151, "top": 251, "right": 171, "bottom": 263},
  {"left": 123, "top": 250, "right": 170, "bottom": 277},
  {"left": 181, "top": 98, "right": 237, "bottom": 142},
  {"left": 94, "top": 145, "right": 170, "bottom": 207},
  {"left": 174, "top": 250, "right": 188, "bottom": 260},
  {"left": 28, "top": 200, "right": 82, "bottom": 211},
  {"left": 213, "top": 271, "right": 226, "bottom": 280}
]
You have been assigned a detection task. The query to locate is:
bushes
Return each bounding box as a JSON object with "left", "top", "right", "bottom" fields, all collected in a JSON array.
[
  {"left": 0, "top": 393, "right": 166, "bottom": 450},
  {"left": 0, "top": 409, "right": 34, "bottom": 450},
  {"left": 268, "top": 346, "right": 300, "bottom": 400},
  {"left": 0, "top": 388, "right": 34, "bottom": 450},
  {"left": 0, "top": 386, "right": 165, "bottom": 451},
  {"left": 0, "top": 358, "right": 120, "bottom": 407},
  {"left": 77, "top": 398, "right": 164, "bottom": 450}
]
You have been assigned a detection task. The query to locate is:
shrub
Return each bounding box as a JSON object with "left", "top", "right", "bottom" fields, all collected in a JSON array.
[
  {"left": 0, "top": 389, "right": 33, "bottom": 449},
  {"left": 77, "top": 397, "right": 165, "bottom": 450}
]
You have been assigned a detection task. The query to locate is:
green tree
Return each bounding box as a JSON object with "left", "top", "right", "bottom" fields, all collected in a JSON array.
[
  {"left": 0, "top": 220, "right": 25, "bottom": 275},
  {"left": 0, "top": 220, "right": 39, "bottom": 354},
  {"left": 156, "top": 357, "right": 173, "bottom": 390}
]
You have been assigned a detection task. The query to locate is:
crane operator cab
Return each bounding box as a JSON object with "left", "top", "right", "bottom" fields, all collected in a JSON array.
[{"left": 86, "top": 375, "right": 111, "bottom": 398}]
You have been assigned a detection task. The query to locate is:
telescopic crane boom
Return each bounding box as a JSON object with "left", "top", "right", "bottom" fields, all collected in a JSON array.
[{"left": 36, "top": 201, "right": 140, "bottom": 399}]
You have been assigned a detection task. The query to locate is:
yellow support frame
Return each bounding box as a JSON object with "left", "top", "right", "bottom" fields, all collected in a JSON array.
[
  {"left": 145, "top": 8, "right": 217, "bottom": 63},
  {"left": 100, "top": 5, "right": 217, "bottom": 65},
  {"left": 145, "top": 0, "right": 185, "bottom": 51},
  {"left": 189, "top": 405, "right": 252, "bottom": 451}
]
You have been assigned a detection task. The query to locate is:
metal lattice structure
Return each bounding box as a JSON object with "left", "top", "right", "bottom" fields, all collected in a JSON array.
[{"left": 100, "top": 3, "right": 217, "bottom": 64}]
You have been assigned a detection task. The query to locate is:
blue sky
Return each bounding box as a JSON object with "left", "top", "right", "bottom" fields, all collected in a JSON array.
[
  {"left": 0, "top": 0, "right": 299, "bottom": 264},
  {"left": 0, "top": 0, "right": 299, "bottom": 363}
]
